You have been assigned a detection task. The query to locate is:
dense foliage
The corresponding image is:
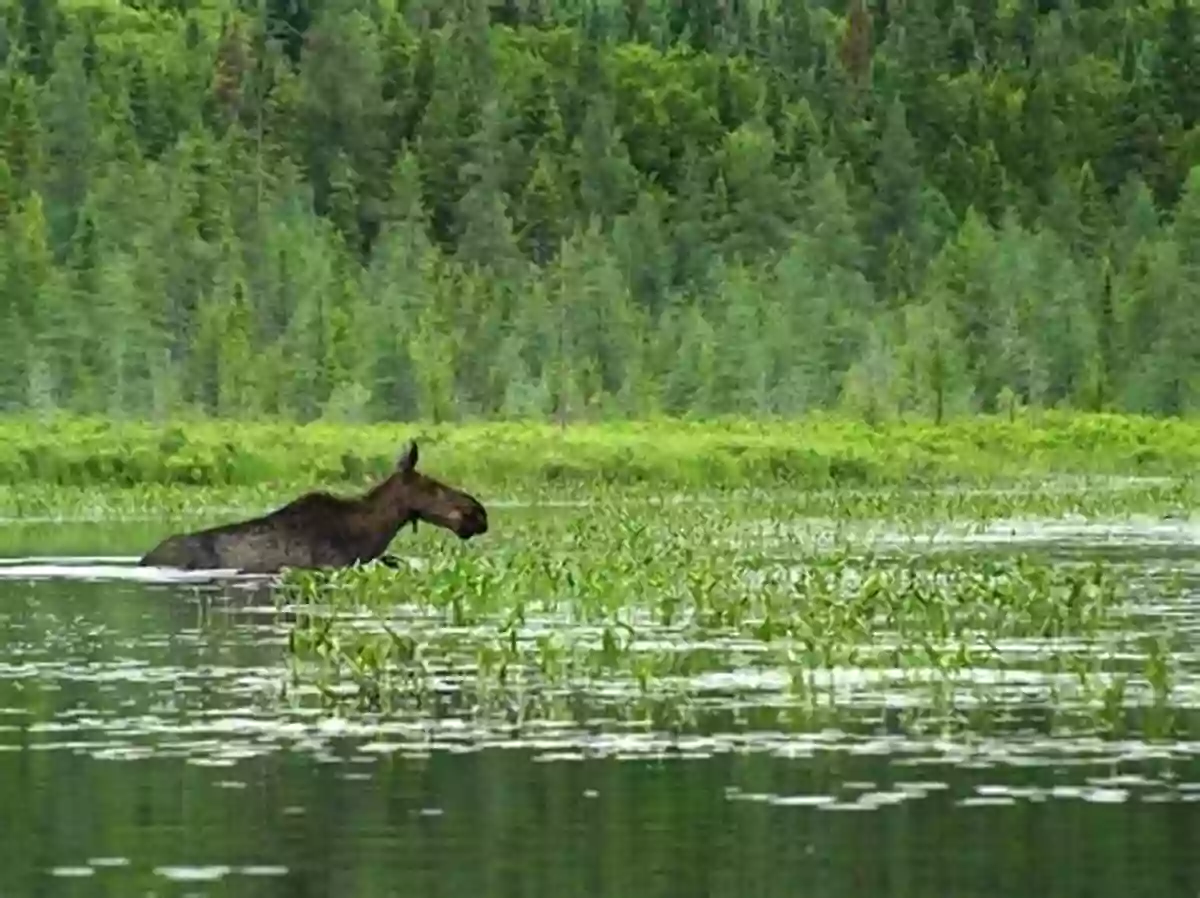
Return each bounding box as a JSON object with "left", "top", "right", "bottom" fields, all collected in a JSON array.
[
  {"left": 3, "top": 0, "right": 1200, "bottom": 422},
  {"left": 0, "top": 412, "right": 1197, "bottom": 490}
]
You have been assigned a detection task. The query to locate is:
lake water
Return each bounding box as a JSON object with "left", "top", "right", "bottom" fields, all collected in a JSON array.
[{"left": 0, "top": 515, "right": 1198, "bottom": 898}]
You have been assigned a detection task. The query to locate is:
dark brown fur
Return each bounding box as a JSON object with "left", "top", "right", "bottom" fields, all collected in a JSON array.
[{"left": 138, "top": 441, "right": 487, "bottom": 574}]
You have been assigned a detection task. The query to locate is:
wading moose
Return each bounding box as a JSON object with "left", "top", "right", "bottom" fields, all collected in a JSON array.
[{"left": 138, "top": 441, "right": 488, "bottom": 574}]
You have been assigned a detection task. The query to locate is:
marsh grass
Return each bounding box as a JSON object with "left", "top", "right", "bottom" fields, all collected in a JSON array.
[
  {"left": 1, "top": 472, "right": 1195, "bottom": 526},
  {"left": 273, "top": 493, "right": 1193, "bottom": 743},
  {"left": 2, "top": 412, "right": 1200, "bottom": 491}
]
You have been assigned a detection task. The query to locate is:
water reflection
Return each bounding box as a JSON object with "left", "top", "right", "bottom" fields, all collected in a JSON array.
[{"left": 4, "top": 745, "right": 1198, "bottom": 898}]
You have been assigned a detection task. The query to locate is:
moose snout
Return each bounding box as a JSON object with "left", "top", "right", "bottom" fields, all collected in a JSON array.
[{"left": 456, "top": 505, "right": 488, "bottom": 539}]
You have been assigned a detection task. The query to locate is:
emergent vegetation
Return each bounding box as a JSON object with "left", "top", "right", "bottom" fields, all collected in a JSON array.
[{"left": 273, "top": 493, "right": 1191, "bottom": 741}]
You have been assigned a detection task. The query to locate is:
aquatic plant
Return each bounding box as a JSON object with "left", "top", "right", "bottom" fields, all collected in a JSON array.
[
  {"left": 0, "top": 473, "right": 1195, "bottom": 529},
  {"left": 272, "top": 493, "right": 1193, "bottom": 742}
]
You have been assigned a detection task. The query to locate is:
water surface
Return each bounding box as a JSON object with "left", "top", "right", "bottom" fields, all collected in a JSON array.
[{"left": 0, "top": 513, "right": 1198, "bottom": 898}]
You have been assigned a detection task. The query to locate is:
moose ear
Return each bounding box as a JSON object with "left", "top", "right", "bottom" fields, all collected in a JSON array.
[{"left": 398, "top": 440, "right": 418, "bottom": 473}]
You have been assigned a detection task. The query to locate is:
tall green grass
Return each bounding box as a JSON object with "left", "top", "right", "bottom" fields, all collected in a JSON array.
[{"left": 0, "top": 412, "right": 1196, "bottom": 491}]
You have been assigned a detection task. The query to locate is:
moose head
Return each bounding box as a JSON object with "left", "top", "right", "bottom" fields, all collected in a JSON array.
[{"left": 388, "top": 441, "right": 488, "bottom": 539}]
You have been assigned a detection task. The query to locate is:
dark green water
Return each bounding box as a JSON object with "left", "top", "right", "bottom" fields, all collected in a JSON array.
[{"left": 1, "top": 518, "right": 1198, "bottom": 898}]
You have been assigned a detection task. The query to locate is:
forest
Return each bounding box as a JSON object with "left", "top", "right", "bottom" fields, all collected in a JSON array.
[{"left": 1, "top": 0, "right": 1199, "bottom": 424}]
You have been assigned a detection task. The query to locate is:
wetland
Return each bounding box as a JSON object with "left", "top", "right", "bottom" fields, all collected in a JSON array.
[{"left": 1, "top": 478, "right": 1198, "bottom": 897}]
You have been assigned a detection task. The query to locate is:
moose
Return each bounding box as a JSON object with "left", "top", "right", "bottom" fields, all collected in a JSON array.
[{"left": 138, "top": 440, "right": 488, "bottom": 574}]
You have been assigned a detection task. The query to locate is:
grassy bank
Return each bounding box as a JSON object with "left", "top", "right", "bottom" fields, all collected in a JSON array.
[{"left": 0, "top": 412, "right": 1196, "bottom": 492}]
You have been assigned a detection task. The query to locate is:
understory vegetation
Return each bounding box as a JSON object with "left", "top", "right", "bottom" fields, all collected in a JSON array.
[{"left": 0, "top": 413, "right": 1197, "bottom": 491}]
